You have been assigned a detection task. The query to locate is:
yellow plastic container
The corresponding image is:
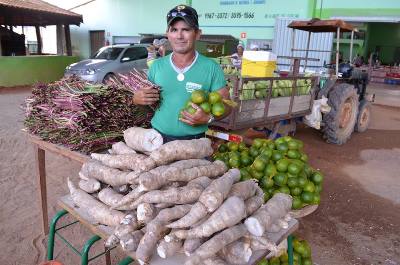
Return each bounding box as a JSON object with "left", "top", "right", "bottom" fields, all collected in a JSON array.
[{"left": 241, "top": 51, "right": 277, "bottom": 77}]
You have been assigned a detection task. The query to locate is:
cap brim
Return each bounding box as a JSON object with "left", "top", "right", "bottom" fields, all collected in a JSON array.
[{"left": 168, "top": 16, "right": 198, "bottom": 29}]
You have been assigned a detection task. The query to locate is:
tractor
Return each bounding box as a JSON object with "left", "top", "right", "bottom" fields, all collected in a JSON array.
[{"left": 287, "top": 19, "right": 372, "bottom": 144}]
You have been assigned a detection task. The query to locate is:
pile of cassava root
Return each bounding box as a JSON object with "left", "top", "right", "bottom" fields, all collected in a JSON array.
[{"left": 68, "top": 127, "right": 295, "bottom": 265}]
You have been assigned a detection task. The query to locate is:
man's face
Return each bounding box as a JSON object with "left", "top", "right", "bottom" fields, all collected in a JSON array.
[{"left": 167, "top": 19, "right": 201, "bottom": 54}]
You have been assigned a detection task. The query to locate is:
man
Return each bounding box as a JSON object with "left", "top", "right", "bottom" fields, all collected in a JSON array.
[
  {"left": 133, "top": 5, "right": 230, "bottom": 143},
  {"left": 231, "top": 43, "right": 244, "bottom": 68}
]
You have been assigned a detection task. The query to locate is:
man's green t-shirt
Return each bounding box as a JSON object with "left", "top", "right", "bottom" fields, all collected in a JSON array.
[{"left": 148, "top": 52, "right": 226, "bottom": 137}]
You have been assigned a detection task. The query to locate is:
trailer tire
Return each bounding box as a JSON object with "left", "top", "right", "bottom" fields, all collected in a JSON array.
[
  {"left": 322, "top": 84, "right": 359, "bottom": 145},
  {"left": 354, "top": 99, "right": 371, "bottom": 133}
]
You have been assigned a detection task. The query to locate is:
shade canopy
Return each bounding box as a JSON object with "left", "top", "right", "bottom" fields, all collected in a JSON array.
[
  {"left": 0, "top": 0, "right": 82, "bottom": 26},
  {"left": 288, "top": 19, "right": 356, "bottom": 33}
]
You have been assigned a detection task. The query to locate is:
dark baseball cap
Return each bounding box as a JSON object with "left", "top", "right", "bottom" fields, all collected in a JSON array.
[{"left": 167, "top": 5, "right": 199, "bottom": 29}]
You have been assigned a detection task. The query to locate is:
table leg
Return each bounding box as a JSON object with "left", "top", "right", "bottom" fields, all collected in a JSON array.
[
  {"left": 105, "top": 246, "right": 111, "bottom": 265},
  {"left": 35, "top": 145, "right": 48, "bottom": 235}
]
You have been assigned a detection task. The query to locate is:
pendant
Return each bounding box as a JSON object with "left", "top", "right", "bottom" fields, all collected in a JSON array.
[{"left": 177, "top": 73, "right": 185, "bottom": 81}]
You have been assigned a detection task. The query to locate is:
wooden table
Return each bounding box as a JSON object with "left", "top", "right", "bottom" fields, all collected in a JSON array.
[
  {"left": 58, "top": 195, "right": 299, "bottom": 265},
  {"left": 27, "top": 133, "right": 90, "bottom": 234}
]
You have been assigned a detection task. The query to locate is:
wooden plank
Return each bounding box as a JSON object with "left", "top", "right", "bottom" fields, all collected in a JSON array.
[
  {"left": 268, "top": 97, "right": 291, "bottom": 117},
  {"left": 58, "top": 195, "right": 298, "bottom": 265},
  {"left": 27, "top": 133, "right": 89, "bottom": 164},
  {"left": 292, "top": 95, "right": 312, "bottom": 112},
  {"left": 35, "top": 145, "right": 48, "bottom": 235}
]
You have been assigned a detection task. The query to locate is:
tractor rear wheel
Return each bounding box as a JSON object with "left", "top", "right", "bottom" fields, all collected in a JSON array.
[
  {"left": 354, "top": 99, "right": 371, "bottom": 133},
  {"left": 322, "top": 84, "right": 359, "bottom": 145}
]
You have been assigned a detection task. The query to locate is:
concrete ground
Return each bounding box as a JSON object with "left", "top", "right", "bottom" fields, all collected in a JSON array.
[{"left": 0, "top": 83, "right": 399, "bottom": 265}]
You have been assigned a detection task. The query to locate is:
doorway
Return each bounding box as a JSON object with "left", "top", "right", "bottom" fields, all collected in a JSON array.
[{"left": 89, "top": 30, "right": 105, "bottom": 56}]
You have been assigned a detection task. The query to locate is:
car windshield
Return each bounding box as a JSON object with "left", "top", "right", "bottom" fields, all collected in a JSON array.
[{"left": 92, "top": 47, "right": 124, "bottom": 60}]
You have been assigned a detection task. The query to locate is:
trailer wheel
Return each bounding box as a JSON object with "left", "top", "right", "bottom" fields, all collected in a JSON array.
[
  {"left": 322, "top": 84, "right": 359, "bottom": 145},
  {"left": 354, "top": 99, "right": 371, "bottom": 133}
]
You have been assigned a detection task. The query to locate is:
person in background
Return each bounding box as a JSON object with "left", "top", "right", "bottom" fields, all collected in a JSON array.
[
  {"left": 133, "top": 4, "right": 230, "bottom": 143},
  {"left": 230, "top": 43, "right": 244, "bottom": 68},
  {"left": 352, "top": 54, "right": 363, "bottom": 67}
]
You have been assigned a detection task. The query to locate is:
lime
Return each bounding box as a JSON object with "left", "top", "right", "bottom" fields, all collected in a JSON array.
[
  {"left": 297, "top": 176, "right": 308, "bottom": 188},
  {"left": 186, "top": 105, "right": 196, "bottom": 115},
  {"left": 287, "top": 140, "right": 300, "bottom": 150},
  {"left": 263, "top": 192, "right": 271, "bottom": 202},
  {"left": 280, "top": 253, "right": 289, "bottom": 262},
  {"left": 218, "top": 143, "right": 228, "bottom": 153},
  {"left": 271, "top": 150, "right": 283, "bottom": 161},
  {"left": 312, "top": 171, "right": 324, "bottom": 184},
  {"left": 276, "top": 142, "right": 289, "bottom": 153},
  {"left": 199, "top": 102, "right": 211, "bottom": 113},
  {"left": 264, "top": 163, "right": 277, "bottom": 177},
  {"left": 287, "top": 177, "right": 299, "bottom": 188},
  {"left": 191, "top": 90, "right": 207, "bottom": 104},
  {"left": 274, "top": 137, "right": 286, "bottom": 145},
  {"left": 266, "top": 187, "right": 275, "bottom": 195},
  {"left": 294, "top": 139, "right": 304, "bottom": 149},
  {"left": 229, "top": 151, "right": 240, "bottom": 159},
  {"left": 293, "top": 252, "right": 302, "bottom": 264},
  {"left": 269, "top": 256, "right": 280, "bottom": 265},
  {"left": 288, "top": 163, "right": 301, "bottom": 175},
  {"left": 249, "top": 146, "right": 260, "bottom": 157},
  {"left": 208, "top": 91, "right": 222, "bottom": 104},
  {"left": 211, "top": 102, "right": 225, "bottom": 116},
  {"left": 312, "top": 193, "right": 321, "bottom": 204},
  {"left": 238, "top": 142, "right": 247, "bottom": 151},
  {"left": 260, "top": 148, "right": 273, "bottom": 158},
  {"left": 257, "top": 258, "right": 268, "bottom": 265},
  {"left": 287, "top": 173, "right": 298, "bottom": 179},
  {"left": 273, "top": 172, "right": 288, "bottom": 186},
  {"left": 267, "top": 142, "right": 275, "bottom": 149},
  {"left": 290, "top": 186, "right": 302, "bottom": 196},
  {"left": 300, "top": 153, "right": 309, "bottom": 162},
  {"left": 228, "top": 157, "right": 240, "bottom": 168},
  {"left": 293, "top": 241, "right": 307, "bottom": 257},
  {"left": 292, "top": 196, "right": 303, "bottom": 209},
  {"left": 240, "top": 155, "right": 253, "bottom": 166},
  {"left": 303, "top": 258, "right": 312, "bottom": 265},
  {"left": 303, "top": 181, "right": 316, "bottom": 193},
  {"left": 261, "top": 176, "right": 274, "bottom": 189},
  {"left": 279, "top": 186, "right": 291, "bottom": 194},
  {"left": 303, "top": 164, "right": 313, "bottom": 177},
  {"left": 252, "top": 138, "right": 264, "bottom": 149},
  {"left": 287, "top": 149, "right": 301, "bottom": 159},
  {"left": 252, "top": 158, "right": 266, "bottom": 172},
  {"left": 301, "top": 191, "right": 314, "bottom": 203},
  {"left": 315, "top": 184, "right": 323, "bottom": 193},
  {"left": 276, "top": 159, "right": 290, "bottom": 172},
  {"left": 227, "top": 142, "right": 239, "bottom": 152},
  {"left": 283, "top": 135, "right": 292, "bottom": 142},
  {"left": 250, "top": 168, "right": 264, "bottom": 180},
  {"left": 240, "top": 168, "right": 251, "bottom": 181}
]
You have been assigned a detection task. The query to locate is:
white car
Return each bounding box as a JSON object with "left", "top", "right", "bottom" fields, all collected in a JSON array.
[{"left": 64, "top": 44, "right": 149, "bottom": 83}]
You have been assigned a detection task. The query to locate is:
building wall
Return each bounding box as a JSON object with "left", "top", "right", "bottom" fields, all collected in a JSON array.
[{"left": 43, "top": 0, "right": 400, "bottom": 60}]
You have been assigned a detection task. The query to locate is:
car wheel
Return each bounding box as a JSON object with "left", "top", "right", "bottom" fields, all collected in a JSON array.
[{"left": 103, "top": 73, "right": 117, "bottom": 84}]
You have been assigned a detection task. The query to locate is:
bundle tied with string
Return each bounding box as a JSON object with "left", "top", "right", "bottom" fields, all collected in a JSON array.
[{"left": 24, "top": 76, "right": 154, "bottom": 153}]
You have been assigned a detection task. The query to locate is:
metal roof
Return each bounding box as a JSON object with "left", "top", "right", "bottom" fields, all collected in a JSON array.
[
  {"left": 288, "top": 18, "right": 356, "bottom": 32},
  {"left": 331, "top": 16, "right": 400, "bottom": 23},
  {"left": 0, "top": 0, "right": 83, "bottom": 26}
]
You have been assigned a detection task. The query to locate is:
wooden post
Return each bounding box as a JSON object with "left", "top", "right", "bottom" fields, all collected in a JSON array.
[
  {"left": 35, "top": 25, "right": 42, "bottom": 55},
  {"left": 35, "top": 145, "right": 49, "bottom": 235},
  {"left": 64, "top": 24, "right": 72, "bottom": 56},
  {"left": 56, "top": 24, "right": 65, "bottom": 55}
]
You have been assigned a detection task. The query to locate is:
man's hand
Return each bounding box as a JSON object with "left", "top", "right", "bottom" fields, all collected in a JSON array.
[
  {"left": 180, "top": 103, "right": 211, "bottom": 126},
  {"left": 132, "top": 88, "right": 159, "bottom": 105}
]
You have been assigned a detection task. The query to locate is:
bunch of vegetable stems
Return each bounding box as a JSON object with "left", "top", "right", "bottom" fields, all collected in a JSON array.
[{"left": 24, "top": 76, "right": 154, "bottom": 153}]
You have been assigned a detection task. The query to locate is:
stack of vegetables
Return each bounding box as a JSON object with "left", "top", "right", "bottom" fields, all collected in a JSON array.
[
  {"left": 24, "top": 75, "right": 155, "bottom": 153},
  {"left": 239, "top": 79, "right": 312, "bottom": 101},
  {"left": 212, "top": 136, "right": 324, "bottom": 210},
  {"left": 69, "top": 128, "right": 298, "bottom": 265},
  {"left": 182, "top": 90, "right": 226, "bottom": 118},
  {"left": 257, "top": 236, "right": 313, "bottom": 265}
]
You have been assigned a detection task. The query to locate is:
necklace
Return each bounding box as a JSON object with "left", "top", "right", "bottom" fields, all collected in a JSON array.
[{"left": 171, "top": 52, "right": 198, "bottom": 82}]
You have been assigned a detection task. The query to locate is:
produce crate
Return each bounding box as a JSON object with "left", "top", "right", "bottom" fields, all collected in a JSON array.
[{"left": 212, "top": 76, "right": 316, "bottom": 130}]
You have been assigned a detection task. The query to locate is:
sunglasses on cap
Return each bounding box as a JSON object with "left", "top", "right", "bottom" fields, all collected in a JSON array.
[{"left": 167, "top": 5, "right": 199, "bottom": 28}]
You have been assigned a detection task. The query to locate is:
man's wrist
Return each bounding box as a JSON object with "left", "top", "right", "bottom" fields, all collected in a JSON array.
[{"left": 207, "top": 114, "right": 215, "bottom": 124}]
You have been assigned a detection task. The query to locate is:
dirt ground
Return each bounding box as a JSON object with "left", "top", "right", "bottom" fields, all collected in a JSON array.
[{"left": 1, "top": 85, "right": 399, "bottom": 265}]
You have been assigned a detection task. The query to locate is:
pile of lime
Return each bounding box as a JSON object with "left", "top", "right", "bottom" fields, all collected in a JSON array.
[
  {"left": 182, "top": 90, "right": 225, "bottom": 117},
  {"left": 212, "top": 136, "right": 324, "bottom": 209},
  {"left": 257, "top": 236, "right": 313, "bottom": 265}
]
